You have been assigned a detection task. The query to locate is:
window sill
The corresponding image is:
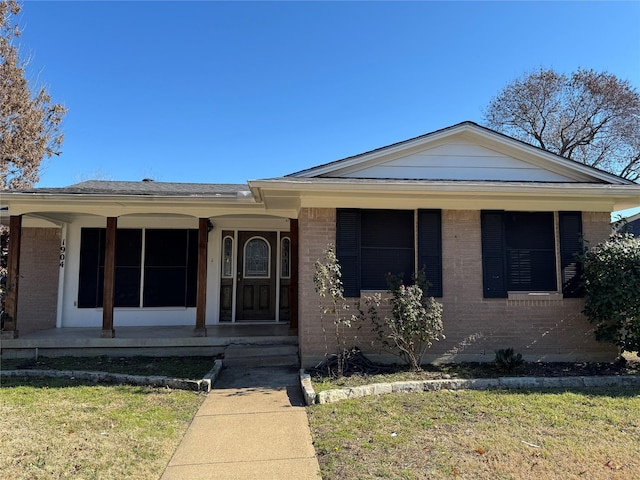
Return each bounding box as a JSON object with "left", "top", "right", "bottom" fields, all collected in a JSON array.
[{"left": 507, "top": 292, "right": 563, "bottom": 301}]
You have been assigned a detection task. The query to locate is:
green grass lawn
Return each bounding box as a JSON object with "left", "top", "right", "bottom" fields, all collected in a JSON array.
[
  {"left": 307, "top": 386, "right": 640, "bottom": 480},
  {"left": 0, "top": 377, "right": 205, "bottom": 480}
]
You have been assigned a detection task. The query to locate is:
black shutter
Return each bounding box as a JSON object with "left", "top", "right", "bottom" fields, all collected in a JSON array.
[
  {"left": 559, "top": 211, "right": 584, "bottom": 298},
  {"left": 78, "top": 228, "right": 104, "bottom": 308},
  {"left": 418, "top": 209, "right": 443, "bottom": 297},
  {"left": 336, "top": 209, "right": 361, "bottom": 297},
  {"left": 481, "top": 211, "right": 507, "bottom": 298}
]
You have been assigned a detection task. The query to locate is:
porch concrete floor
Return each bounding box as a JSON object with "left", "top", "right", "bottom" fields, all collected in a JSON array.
[{"left": 0, "top": 324, "right": 297, "bottom": 358}]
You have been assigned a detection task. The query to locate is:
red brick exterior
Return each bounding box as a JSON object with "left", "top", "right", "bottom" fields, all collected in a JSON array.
[
  {"left": 16, "top": 228, "right": 60, "bottom": 334},
  {"left": 298, "top": 208, "right": 618, "bottom": 368}
]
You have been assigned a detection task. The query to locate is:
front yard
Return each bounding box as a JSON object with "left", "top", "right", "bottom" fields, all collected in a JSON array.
[
  {"left": 307, "top": 386, "right": 640, "bottom": 479},
  {"left": 0, "top": 376, "right": 205, "bottom": 479}
]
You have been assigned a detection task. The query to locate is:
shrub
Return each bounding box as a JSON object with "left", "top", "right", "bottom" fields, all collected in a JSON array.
[
  {"left": 582, "top": 231, "right": 640, "bottom": 355},
  {"left": 313, "top": 244, "right": 357, "bottom": 377},
  {"left": 360, "top": 272, "right": 444, "bottom": 371},
  {"left": 494, "top": 348, "right": 524, "bottom": 373}
]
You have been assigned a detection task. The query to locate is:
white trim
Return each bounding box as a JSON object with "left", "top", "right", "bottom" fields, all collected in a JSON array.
[
  {"left": 231, "top": 230, "right": 238, "bottom": 322},
  {"left": 55, "top": 224, "right": 67, "bottom": 328}
]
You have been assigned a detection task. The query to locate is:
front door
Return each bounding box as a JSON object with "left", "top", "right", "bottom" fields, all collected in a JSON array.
[{"left": 236, "top": 231, "right": 277, "bottom": 321}]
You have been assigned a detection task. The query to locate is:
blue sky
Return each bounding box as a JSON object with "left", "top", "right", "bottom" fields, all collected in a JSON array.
[{"left": 16, "top": 1, "right": 640, "bottom": 214}]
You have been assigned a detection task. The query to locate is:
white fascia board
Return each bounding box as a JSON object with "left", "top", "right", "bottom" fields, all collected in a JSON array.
[
  {"left": 3, "top": 192, "right": 263, "bottom": 217},
  {"left": 251, "top": 179, "right": 640, "bottom": 212}
]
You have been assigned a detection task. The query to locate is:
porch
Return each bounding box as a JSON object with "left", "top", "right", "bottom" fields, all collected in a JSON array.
[{"left": 0, "top": 324, "right": 298, "bottom": 362}]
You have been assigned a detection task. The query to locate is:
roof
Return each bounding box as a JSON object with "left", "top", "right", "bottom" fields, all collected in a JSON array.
[{"left": 11, "top": 180, "right": 252, "bottom": 197}]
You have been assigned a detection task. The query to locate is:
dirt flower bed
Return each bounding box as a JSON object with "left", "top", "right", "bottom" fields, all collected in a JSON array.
[{"left": 311, "top": 352, "right": 640, "bottom": 391}]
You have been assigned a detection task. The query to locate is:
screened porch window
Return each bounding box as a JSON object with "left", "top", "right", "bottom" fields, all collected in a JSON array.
[{"left": 78, "top": 228, "right": 198, "bottom": 308}]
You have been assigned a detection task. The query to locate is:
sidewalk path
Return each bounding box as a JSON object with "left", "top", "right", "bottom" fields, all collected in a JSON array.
[{"left": 161, "top": 366, "right": 322, "bottom": 480}]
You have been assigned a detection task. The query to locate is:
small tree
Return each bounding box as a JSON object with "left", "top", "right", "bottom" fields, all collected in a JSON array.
[
  {"left": 313, "top": 244, "right": 357, "bottom": 377},
  {"left": 582, "top": 231, "right": 640, "bottom": 355},
  {"left": 361, "top": 272, "right": 444, "bottom": 371}
]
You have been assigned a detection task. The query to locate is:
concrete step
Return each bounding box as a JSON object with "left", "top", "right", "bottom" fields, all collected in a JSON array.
[{"left": 223, "top": 344, "right": 299, "bottom": 367}]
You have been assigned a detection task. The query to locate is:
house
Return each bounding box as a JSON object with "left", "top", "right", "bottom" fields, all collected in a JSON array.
[
  {"left": 617, "top": 212, "right": 640, "bottom": 237},
  {"left": 2, "top": 122, "right": 640, "bottom": 367}
]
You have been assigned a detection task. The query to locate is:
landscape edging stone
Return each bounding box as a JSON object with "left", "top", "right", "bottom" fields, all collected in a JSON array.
[{"left": 301, "top": 373, "right": 640, "bottom": 405}]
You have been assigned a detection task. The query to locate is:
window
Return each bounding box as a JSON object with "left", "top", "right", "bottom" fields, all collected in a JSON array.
[
  {"left": 281, "top": 237, "right": 291, "bottom": 278},
  {"left": 78, "top": 228, "right": 198, "bottom": 308},
  {"left": 78, "top": 228, "right": 142, "bottom": 308},
  {"left": 222, "top": 236, "right": 234, "bottom": 278},
  {"left": 481, "top": 211, "right": 583, "bottom": 298},
  {"left": 143, "top": 229, "right": 198, "bottom": 307},
  {"left": 336, "top": 209, "right": 442, "bottom": 297},
  {"left": 244, "top": 237, "right": 270, "bottom": 277}
]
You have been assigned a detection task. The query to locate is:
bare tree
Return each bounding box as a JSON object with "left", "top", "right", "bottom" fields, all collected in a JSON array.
[
  {"left": 1, "top": 0, "right": 66, "bottom": 325},
  {"left": 484, "top": 68, "right": 640, "bottom": 181},
  {"left": 0, "top": 0, "right": 66, "bottom": 190}
]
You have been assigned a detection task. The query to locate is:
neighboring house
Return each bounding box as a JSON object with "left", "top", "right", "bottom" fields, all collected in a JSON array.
[
  {"left": 618, "top": 212, "right": 640, "bottom": 237},
  {"left": 2, "top": 122, "right": 640, "bottom": 366}
]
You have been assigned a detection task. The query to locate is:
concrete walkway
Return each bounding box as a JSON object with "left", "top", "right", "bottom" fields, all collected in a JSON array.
[{"left": 161, "top": 366, "right": 322, "bottom": 480}]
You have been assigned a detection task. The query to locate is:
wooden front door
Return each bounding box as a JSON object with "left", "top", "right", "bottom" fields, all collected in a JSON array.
[{"left": 236, "top": 232, "right": 277, "bottom": 321}]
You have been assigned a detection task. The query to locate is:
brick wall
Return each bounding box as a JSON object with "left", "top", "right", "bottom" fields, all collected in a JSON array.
[
  {"left": 16, "top": 228, "right": 61, "bottom": 334},
  {"left": 298, "top": 208, "right": 618, "bottom": 368}
]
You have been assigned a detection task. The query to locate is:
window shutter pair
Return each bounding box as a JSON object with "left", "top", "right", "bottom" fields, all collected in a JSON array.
[
  {"left": 336, "top": 209, "right": 442, "bottom": 297},
  {"left": 480, "top": 211, "right": 583, "bottom": 298}
]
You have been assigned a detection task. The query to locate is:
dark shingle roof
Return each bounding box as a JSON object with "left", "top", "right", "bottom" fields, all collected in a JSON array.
[{"left": 14, "top": 180, "right": 251, "bottom": 197}]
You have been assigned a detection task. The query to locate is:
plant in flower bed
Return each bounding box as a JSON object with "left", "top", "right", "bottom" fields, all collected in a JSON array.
[
  {"left": 313, "top": 244, "right": 359, "bottom": 377},
  {"left": 359, "top": 271, "right": 444, "bottom": 372},
  {"left": 582, "top": 229, "right": 640, "bottom": 354}
]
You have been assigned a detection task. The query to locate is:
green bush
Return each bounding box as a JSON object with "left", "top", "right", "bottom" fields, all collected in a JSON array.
[
  {"left": 582, "top": 231, "right": 640, "bottom": 354},
  {"left": 360, "top": 272, "right": 444, "bottom": 371},
  {"left": 494, "top": 348, "right": 524, "bottom": 373}
]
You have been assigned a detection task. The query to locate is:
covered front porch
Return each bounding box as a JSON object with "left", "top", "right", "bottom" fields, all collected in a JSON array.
[
  {"left": 0, "top": 324, "right": 297, "bottom": 361},
  {"left": 0, "top": 181, "right": 301, "bottom": 351}
]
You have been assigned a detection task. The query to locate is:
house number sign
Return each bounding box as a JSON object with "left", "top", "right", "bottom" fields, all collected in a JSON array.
[{"left": 59, "top": 239, "right": 66, "bottom": 268}]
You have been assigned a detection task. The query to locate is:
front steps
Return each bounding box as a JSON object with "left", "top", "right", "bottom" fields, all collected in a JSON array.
[{"left": 223, "top": 343, "right": 299, "bottom": 367}]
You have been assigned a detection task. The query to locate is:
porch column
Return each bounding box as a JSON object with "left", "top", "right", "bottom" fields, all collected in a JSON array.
[
  {"left": 289, "top": 218, "right": 299, "bottom": 334},
  {"left": 194, "top": 218, "right": 208, "bottom": 337},
  {"left": 101, "top": 216, "right": 117, "bottom": 338},
  {"left": 1, "top": 215, "right": 22, "bottom": 339}
]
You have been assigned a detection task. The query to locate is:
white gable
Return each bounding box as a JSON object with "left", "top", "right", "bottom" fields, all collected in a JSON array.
[
  {"left": 292, "top": 122, "right": 631, "bottom": 185},
  {"left": 337, "top": 140, "right": 576, "bottom": 182}
]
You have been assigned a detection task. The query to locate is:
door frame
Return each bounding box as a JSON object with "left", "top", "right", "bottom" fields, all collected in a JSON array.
[{"left": 219, "top": 229, "right": 291, "bottom": 323}]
